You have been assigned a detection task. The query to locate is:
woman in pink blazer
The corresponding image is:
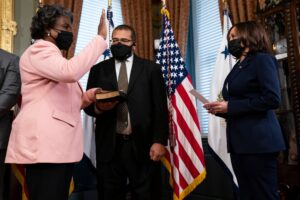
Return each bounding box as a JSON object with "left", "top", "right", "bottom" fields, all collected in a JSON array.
[{"left": 5, "top": 4, "right": 107, "bottom": 200}]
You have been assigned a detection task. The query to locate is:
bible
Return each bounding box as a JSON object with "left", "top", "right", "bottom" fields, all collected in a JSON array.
[{"left": 95, "top": 90, "right": 127, "bottom": 103}]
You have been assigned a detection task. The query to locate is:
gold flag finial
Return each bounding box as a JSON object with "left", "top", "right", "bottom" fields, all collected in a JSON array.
[
  {"left": 161, "top": 0, "right": 170, "bottom": 19},
  {"left": 223, "top": 0, "right": 229, "bottom": 10},
  {"left": 108, "top": 0, "right": 112, "bottom": 7}
]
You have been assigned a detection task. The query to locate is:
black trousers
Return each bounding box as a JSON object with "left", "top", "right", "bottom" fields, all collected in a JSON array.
[
  {"left": 231, "top": 153, "right": 279, "bottom": 200},
  {"left": 97, "top": 136, "right": 162, "bottom": 200},
  {"left": 0, "top": 149, "right": 10, "bottom": 200},
  {"left": 25, "top": 163, "right": 74, "bottom": 200}
]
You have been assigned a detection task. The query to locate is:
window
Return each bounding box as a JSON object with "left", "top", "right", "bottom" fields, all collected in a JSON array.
[
  {"left": 75, "top": 0, "right": 123, "bottom": 91},
  {"left": 190, "top": 0, "right": 222, "bottom": 134}
]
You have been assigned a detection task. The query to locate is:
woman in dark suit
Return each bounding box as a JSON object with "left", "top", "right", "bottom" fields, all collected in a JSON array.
[{"left": 204, "top": 21, "right": 285, "bottom": 200}]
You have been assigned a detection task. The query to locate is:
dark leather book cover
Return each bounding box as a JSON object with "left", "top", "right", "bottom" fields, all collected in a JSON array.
[{"left": 95, "top": 90, "right": 127, "bottom": 103}]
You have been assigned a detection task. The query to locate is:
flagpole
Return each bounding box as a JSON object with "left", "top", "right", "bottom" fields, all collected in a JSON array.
[
  {"left": 223, "top": 0, "right": 229, "bottom": 11},
  {"left": 222, "top": 0, "right": 233, "bottom": 70},
  {"left": 223, "top": 0, "right": 230, "bottom": 20},
  {"left": 160, "top": 1, "right": 176, "bottom": 149},
  {"left": 107, "top": 0, "right": 112, "bottom": 48}
]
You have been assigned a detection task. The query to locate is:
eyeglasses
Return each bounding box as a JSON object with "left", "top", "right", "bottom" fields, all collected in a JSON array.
[{"left": 111, "top": 38, "right": 133, "bottom": 44}]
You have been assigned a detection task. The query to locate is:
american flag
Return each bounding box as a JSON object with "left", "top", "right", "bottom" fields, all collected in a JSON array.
[{"left": 155, "top": 8, "right": 206, "bottom": 200}]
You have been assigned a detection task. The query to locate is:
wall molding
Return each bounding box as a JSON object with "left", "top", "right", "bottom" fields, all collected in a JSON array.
[{"left": 0, "top": 0, "right": 17, "bottom": 52}]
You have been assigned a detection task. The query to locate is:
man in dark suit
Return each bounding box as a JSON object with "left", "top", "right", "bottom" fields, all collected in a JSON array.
[
  {"left": 0, "top": 48, "right": 21, "bottom": 200},
  {"left": 84, "top": 24, "right": 168, "bottom": 200}
]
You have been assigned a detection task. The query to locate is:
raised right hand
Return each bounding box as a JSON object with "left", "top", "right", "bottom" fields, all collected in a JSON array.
[{"left": 98, "top": 9, "right": 107, "bottom": 39}]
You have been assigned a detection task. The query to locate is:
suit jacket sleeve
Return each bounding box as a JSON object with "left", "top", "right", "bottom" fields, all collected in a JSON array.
[
  {"left": 151, "top": 63, "right": 169, "bottom": 145},
  {"left": 228, "top": 54, "right": 281, "bottom": 115},
  {"left": 84, "top": 64, "right": 100, "bottom": 117},
  {"left": 0, "top": 55, "right": 21, "bottom": 118}
]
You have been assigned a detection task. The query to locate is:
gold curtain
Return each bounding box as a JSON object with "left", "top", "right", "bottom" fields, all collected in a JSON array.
[
  {"left": 41, "top": 0, "right": 83, "bottom": 58},
  {"left": 218, "top": 0, "right": 257, "bottom": 25},
  {"left": 164, "top": 0, "right": 190, "bottom": 58},
  {"left": 121, "top": 0, "right": 153, "bottom": 60},
  {"left": 121, "top": 0, "right": 190, "bottom": 60}
]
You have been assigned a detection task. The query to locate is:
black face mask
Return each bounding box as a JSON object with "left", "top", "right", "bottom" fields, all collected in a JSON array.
[
  {"left": 228, "top": 38, "right": 244, "bottom": 58},
  {"left": 54, "top": 29, "right": 73, "bottom": 50},
  {"left": 110, "top": 43, "right": 133, "bottom": 61}
]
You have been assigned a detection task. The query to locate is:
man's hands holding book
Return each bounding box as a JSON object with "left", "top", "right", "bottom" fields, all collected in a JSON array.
[
  {"left": 94, "top": 88, "right": 126, "bottom": 112},
  {"left": 96, "top": 101, "right": 119, "bottom": 111}
]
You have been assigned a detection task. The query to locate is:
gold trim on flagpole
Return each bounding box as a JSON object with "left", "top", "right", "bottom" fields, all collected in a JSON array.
[{"left": 108, "top": 0, "right": 111, "bottom": 7}]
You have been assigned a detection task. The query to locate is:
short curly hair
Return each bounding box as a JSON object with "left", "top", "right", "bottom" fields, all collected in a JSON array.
[{"left": 30, "top": 4, "right": 73, "bottom": 40}]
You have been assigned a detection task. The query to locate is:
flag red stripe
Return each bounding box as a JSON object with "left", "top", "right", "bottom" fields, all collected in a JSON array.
[
  {"left": 178, "top": 138, "right": 200, "bottom": 178},
  {"left": 177, "top": 80, "right": 200, "bottom": 130},
  {"left": 171, "top": 91, "right": 205, "bottom": 195},
  {"left": 172, "top": 151, "right": 182, "bottom": 196},
  {"left": 176, "top": 85, "right": 205, "bottom": 164},
  {"left": 174, "top": 103, "right": 204, "bottom": 165},
  {"left": 165, "top": 150, "right": 171, "bottom": 164},
  {"left": 172, "top": 95, "right": 205, "bottom": 165},
  {"left": 173, "top": 114, "right": 204, "bottom": 191},
  {"left": 178, "top": 168, "right": 189, "bottom": 192}
]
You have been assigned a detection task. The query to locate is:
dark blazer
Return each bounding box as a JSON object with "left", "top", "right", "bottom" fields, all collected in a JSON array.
[
  {"left": 0, "top": 49, "right": 20, "bottom": 149},
  {"left": 84, "top": 55, "right": 168, "bottom": 162},
  {"left": 222, "top": 52, "right": 285, "bottom": 154}
]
